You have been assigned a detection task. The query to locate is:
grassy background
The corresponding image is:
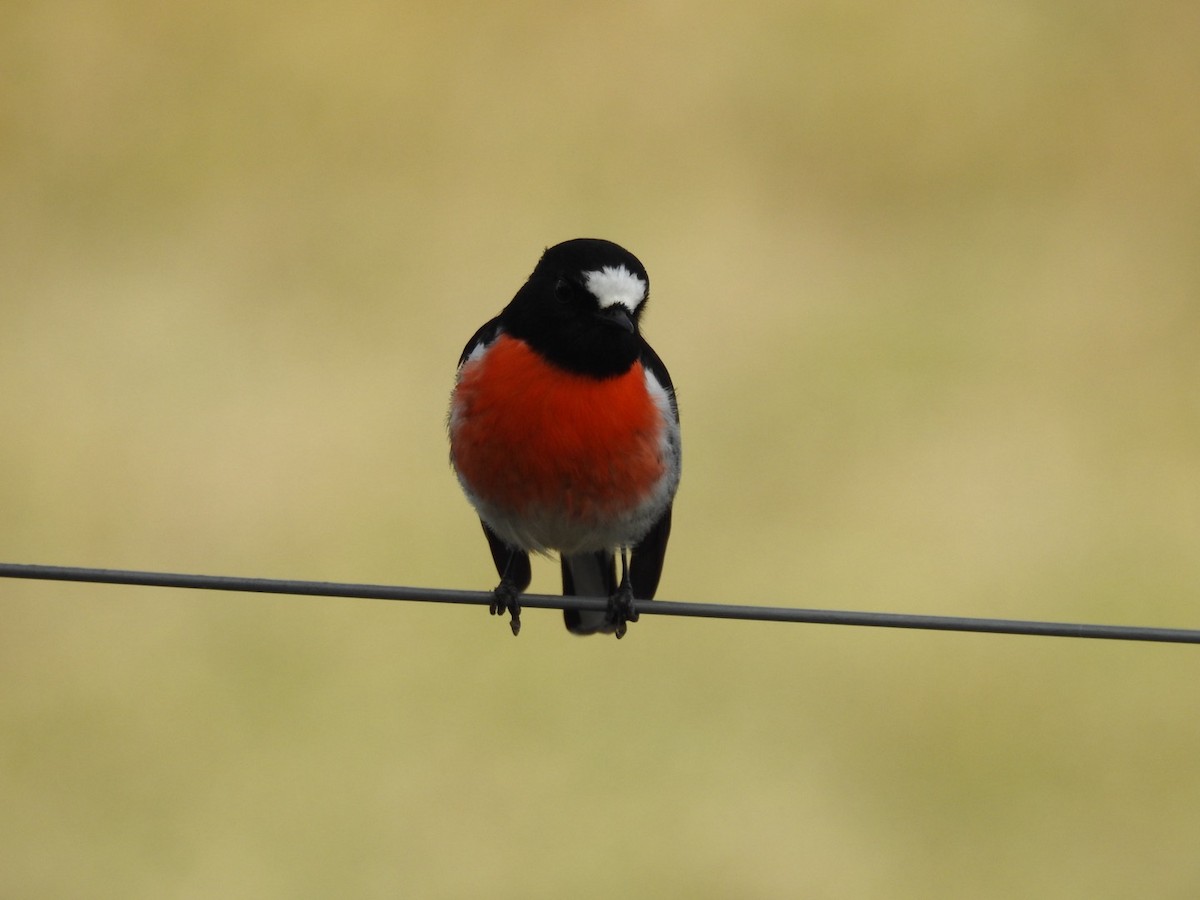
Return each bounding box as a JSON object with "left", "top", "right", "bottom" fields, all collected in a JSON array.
[{"left": 3, "top": 1, "right": 1199, "bottom": 896}]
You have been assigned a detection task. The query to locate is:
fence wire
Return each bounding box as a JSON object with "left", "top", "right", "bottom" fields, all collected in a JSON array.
[{"left": 2, "top": 562, "right": 1198, "bottom": 644}]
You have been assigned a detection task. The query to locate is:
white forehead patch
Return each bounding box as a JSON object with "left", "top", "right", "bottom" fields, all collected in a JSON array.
[{"left": 583, "top": 265, "right": 647, "bottom": 313}]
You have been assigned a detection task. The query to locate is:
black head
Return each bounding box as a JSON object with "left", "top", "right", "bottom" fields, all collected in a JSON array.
[{"left": 500, "top": 238, "right": 650, "bottom": 379}]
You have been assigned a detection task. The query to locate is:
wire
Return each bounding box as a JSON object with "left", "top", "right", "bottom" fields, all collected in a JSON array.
[{"left": 1, "top": 561, "right": 1197, "bottom": 644}]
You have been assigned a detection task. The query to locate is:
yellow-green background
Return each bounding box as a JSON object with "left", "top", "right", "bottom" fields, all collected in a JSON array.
[{"left": 3, "top": 2, "right": 1199, "bottom": 897}]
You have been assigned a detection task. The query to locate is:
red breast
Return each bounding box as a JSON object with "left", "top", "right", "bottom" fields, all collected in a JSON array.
[{"left": 451, "top": 334, "right": 665, "bottom": 523}]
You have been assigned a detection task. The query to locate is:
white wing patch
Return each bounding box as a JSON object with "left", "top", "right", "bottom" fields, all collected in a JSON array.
[{"left": 583, "top": 265, "right": 647, "bottom": 313}]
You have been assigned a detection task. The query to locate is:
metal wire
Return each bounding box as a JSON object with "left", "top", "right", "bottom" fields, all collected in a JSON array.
[{"left": 1, "top": 561, "right": 1198, "bottom": 644}]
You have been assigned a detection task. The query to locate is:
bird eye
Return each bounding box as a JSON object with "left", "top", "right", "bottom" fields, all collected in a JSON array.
[{"left": 553, "top": 278, "right": 573, "bottom": 303}]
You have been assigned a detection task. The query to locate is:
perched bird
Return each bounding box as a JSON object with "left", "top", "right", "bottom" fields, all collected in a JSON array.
[{"left": 448, "top": 239, "right": 681, "bottom": 637}]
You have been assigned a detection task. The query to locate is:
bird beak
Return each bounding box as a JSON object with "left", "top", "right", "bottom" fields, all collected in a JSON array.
[{"left": 595, "top": 306, "right": 635, "bottom": 333}]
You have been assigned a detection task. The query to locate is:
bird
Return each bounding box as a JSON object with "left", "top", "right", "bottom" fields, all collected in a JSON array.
[{"left": 448, "top": 238, "right": 681, "bottom": 638}]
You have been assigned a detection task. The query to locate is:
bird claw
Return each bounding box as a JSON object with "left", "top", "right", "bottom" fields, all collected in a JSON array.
[
  {"left": 489, "top": 579, "right": 522, "bottom": 636},
  {"left": 606, "top": 584, "right": 638, "bottom": 639}
]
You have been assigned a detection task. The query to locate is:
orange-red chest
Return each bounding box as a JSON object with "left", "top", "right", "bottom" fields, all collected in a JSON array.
[{"left": 450, "top": 335, "right": 666, "bottom": 522}]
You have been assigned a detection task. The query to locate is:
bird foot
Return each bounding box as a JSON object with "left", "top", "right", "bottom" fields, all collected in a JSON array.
[
  {"left": 605, "top": 583, "right": 639, "bottom": 639},
  {"left": 490, "top": 579, "right": 522, "bottom": 636}
]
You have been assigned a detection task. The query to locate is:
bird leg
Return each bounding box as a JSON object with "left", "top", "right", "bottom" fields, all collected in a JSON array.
[
  {"left": 483, "top": 543, "right": 529, "bottom": 636},
  {"left": 606, "top": 547, "right": 639, "bottom": 639}
]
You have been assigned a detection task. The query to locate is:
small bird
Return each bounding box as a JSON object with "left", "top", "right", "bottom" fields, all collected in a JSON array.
[{"left": 448, "top": 239, "right": 681, "bottom": 637}]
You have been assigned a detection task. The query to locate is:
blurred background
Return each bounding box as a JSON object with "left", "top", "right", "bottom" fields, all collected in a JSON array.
[{"left": 3, "top": 1, "right": 1199, "bottom": 896}]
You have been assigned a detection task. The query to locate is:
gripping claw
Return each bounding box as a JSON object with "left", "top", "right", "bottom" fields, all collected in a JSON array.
[
  {"left": 490, "top": 579, "right": 522, "bottom": 636},
  {"left": 605, "top": 547, "right": 638, "bottom": 639}
]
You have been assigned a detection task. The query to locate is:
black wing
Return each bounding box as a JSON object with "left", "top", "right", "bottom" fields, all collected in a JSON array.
[
  {"left": 628, "top": 336, "right": 679, "bottom": 600},
  {"left": 630, "top": 506, "right": 672, "bottom": 600},
  {"left": 457, "top": 316, "right": 504, "bottom": 367}
]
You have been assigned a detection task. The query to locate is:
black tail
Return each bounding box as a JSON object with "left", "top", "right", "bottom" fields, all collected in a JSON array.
[{"left": 561, "top": 550, "right": 617, "bottom": 635}]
